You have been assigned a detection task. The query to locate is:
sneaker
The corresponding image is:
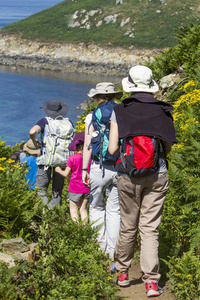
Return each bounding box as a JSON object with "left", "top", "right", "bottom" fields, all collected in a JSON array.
[
  {"left": 146, "top": 282, "right": 163, "bottom": 297},
  {"left": 111, "top": 262, "right": 116, "bottom": 275},
  {"left": 117, "top": 272, "right": 130, "bottom": 287}
]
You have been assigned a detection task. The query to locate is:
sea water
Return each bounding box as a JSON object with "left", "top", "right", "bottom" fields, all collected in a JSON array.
[
  {"left": 0, "top": 0, "right": 122, "bottom": 146},
  {"left": 0, "top": 68, "right": 96, "bottom": 145},
  {"left": 0, "top": 0, "right": 62, "bottom": 29}
]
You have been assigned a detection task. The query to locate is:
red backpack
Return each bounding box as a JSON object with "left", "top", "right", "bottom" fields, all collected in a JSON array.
[{"left": 115, "top": 136, "right": 162, "bottom": 177}]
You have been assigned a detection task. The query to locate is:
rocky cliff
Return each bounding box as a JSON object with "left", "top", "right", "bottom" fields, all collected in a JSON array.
[{"left": 0, "top": 33, "right": 162, "bottom": 76}]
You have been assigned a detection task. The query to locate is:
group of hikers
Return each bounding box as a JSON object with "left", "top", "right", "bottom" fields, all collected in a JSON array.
[{"left": 15, "top": 65, "right": 177, "bottom": 298}]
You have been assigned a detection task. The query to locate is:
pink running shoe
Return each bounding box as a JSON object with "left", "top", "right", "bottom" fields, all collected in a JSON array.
[
  {"left": 146, "top": 282, "right": 163, "bottom": 297},
  {"left": 117, "top": 272, "right": 130, "bottom": 287}
]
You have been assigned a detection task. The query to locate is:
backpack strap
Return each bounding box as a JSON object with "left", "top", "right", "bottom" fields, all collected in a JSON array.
[
  {"left": 119, "top": 142, "right": 127, "bottom": 169},
  {"left": 160, "top": 140, "right": 168, "bottom": 169},
  {"left": 54, "top": 115, "right": 64, "bottom": 120},
  {"left": 99, "top": 123, "right": 106, "bottom": 168}
]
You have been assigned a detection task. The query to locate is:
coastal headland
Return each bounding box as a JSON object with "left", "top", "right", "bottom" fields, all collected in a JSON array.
[{"left": 0, "top": 33, "right": 163, "bottom": 76}]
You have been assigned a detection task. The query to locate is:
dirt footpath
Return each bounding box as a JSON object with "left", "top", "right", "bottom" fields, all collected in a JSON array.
[{"left": 117, "top": 260, "right": 175, "bottom": 300}]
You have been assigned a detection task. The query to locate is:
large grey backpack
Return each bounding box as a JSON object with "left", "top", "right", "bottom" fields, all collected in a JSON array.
[{"left": 37, "top": 116, "right": 74, "bottom": 170}]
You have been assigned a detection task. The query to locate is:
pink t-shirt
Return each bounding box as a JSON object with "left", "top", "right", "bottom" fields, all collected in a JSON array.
[{"left": 67, "top": 152, "right": 90, "bottom": 194}]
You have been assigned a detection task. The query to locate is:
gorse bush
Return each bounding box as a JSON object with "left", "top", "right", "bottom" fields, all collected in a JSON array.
[
  {"left": 145, "top": 28, "right": 200, "bottom": 297},
  {"left": 163, "top": 249, "right": 200, "bottom": 300},
  {"left": 159, "top": 80, "right": 200, "bottom": 299},
  {"left": 0, "top": 204, "right": 118, "bottom": 300},
  {"left": 0, "top": 140, "right": 118, "bottom": 299},
  {"left": 146, "top": 23, "right": 200, "bottom": 80},
  {"left": 0, "top": 263, "right": 24, "bottom": 300},
  {"left": 0, "top": 139, "right": 19, "bottom": 160},
  {"left": 0, "top": 141, "right": 42, "bottom": 240}
]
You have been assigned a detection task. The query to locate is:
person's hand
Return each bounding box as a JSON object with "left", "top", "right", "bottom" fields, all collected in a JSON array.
[
  {"left": 82, "top": 171, "right": 90, "bottom": 187},
  {"left": 36, "top": 140, "right": 41, "bottom": 149},
  {"left": 32, "top": 139, "right": 41, "bottom": 149},
  {"left": 55, "top": 166, "right": 61, "bottom": 173}
]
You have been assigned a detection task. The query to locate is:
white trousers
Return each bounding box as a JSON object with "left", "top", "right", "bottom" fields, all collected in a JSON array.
[{"left": 89, "top": 161, "right": 120, "bottom": 259}]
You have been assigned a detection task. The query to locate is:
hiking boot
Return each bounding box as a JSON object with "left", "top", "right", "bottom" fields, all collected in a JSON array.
[
  {"left": 146, "top": 282, "right": 163, "bottom": 297},
  {"left": 117, "top": 272, "right": 130, "bottom": 287},
  {"left": 111, "top": 262, "right": 116, "bottom": 275}
]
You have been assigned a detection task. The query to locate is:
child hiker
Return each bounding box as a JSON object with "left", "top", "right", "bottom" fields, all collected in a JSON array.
[
  {"left": 21, "top": 139, "right": 41, "bottom": 189},
  {"left": 55, "top": 132, "right": 90, "bottom": 223}
]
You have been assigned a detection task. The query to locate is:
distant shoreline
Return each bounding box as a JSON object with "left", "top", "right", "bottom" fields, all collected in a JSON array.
[
  {"left": 0, "top": 53, "right": 131, "bottom": 77},
  {"left": 0, "top": 33, "right": 162, "bottom": 76}
]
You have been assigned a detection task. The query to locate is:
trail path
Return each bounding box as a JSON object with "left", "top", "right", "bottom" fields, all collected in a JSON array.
[{"left": 117, "top": 260, "right": 175, "bottom": 300}]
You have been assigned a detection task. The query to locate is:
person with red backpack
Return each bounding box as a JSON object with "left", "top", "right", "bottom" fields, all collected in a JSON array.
[
  {"left": 108, "top": 66, "right": 177, "bottom": 297},
  {"left": 82, "top": 82, "right": 122, "bottom": 261}
]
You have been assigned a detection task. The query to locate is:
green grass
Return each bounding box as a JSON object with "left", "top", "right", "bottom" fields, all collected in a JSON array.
[{"left": 1, "top": 0, "right": 200, "bottom": 48}]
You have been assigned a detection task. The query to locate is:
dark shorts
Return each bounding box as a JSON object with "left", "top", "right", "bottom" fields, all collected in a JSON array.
[{"left": 68, "top": 192, "right": 89, "bottom": 203}]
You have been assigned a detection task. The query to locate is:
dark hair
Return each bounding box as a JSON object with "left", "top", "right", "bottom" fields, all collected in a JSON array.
[
  {"left": 76, "top": 143, "right": 84, "bottom": 152},
  {"left": 20, "top": 143, "right": 25, "bottom": 150},
  {"left": 95, "top": 94, "right": 115, "bottom": 101}
]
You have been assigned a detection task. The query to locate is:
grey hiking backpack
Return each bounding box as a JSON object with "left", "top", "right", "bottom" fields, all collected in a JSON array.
[{"left": 37, "top": 116, "right": 74, "bottom": 170}]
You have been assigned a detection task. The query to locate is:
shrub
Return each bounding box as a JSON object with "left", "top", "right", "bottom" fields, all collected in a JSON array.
[
  {"left": 159, "top": 80, "right": 200, "bottom": 296},
  {"left": 0, "top": 141, "right": 42, "bottom": 240},
  {"left": 146, "top": 23, "right": 200, "bottom": 80},
  {"left": 0, "top": 139, "right": 19, "bottom": 160},
  {"left": 163, "top": 249, "right": 200, "bottom": 300},
  {"left": 12, "top": 204, "right": 118, "bottom": 299}
]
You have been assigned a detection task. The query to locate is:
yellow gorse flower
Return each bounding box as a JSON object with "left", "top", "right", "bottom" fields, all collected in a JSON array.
[
  {"left": 173, "top": 112, "right": 183, "bottom": 122},
  {"left": 180, "top": 80, "right": 196, "bottom": 90},
  {"left": 0, "top": 157, "right": 6, "bottom": 161},
  {"left": 173, "top": 143, "right": 184, "bottom": 150},
  {"left": 174, "top": 89, "right": 200, "bottom": 110},
  {"left": 7, "top": 158, "right": 15, "bottom": 164},
  {"left": 180, "top": 124, "right": 189, "bottom": 131}
]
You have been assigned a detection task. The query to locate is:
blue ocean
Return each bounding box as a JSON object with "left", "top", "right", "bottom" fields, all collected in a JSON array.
[
  {"left": 0, "top": 0, "right": 62, "bottom": 29},
  {"left": 0, "top": 0, "right": 120, "bottom": 145}
]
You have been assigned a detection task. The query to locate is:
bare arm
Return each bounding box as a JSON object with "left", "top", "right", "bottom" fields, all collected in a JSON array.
[
  {"left": 55, "top": 166, "right": 71, "bottom": 177},
  {"left": 108, "top": 120, "right": 120, "bottom": 155},
  {"left": 29, "top": 125, "right": 41, "bottom": 148},
  {"left": 82, "top": 122, "right": 93, "bottom": 187}
]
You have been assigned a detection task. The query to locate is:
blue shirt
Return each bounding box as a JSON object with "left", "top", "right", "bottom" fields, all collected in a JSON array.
[{"left": 22, "top": 156, "right": 38, "bottom": 189}]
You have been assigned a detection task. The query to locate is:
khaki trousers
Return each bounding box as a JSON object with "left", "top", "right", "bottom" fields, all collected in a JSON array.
[{"left": 114, "top": 172, "right": 169, "bottom": 283}]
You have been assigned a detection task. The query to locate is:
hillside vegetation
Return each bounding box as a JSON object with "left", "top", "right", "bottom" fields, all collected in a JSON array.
[
  {"left": 0, "top": 23, "right": 200, "bottom": 299},
  {"left": 1, "top": 0, "right": 200, "bottom": 48}
]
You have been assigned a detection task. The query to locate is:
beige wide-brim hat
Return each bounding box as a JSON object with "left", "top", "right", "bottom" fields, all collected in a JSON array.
[
  {"left": 24, "top": 139, "right": 41, "bottom": 155},
  {"left": 122, "top": 65, "right": 159, "bottom": 94},
  {"left": 88, "top": 82, "right": 123, "bottom": 99}
]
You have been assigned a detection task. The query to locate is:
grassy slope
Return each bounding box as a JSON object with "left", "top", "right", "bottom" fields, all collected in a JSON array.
[{"left": 1, "top": 0, "right": 200, "bottom": 48}]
